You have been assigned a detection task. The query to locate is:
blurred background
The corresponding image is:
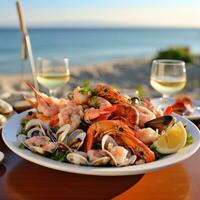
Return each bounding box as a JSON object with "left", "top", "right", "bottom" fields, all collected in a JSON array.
[
  {"left": 1, "top": 0, "right": 200, "bottom": 73},
  {"left": 0, "top": 0, "right": 200, "bottom": 97}
]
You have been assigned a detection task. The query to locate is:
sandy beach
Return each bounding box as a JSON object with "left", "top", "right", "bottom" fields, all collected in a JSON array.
[{"left": 0, "top": 58, "right": 199, "bottom": 99}]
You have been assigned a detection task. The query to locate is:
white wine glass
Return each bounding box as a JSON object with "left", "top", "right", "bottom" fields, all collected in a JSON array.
[
  {"left": 150, "top": 59, "right": 186, "bottom": 107},
  {"left": 36, "top": 57, "right": 70, "bottom": 96}
]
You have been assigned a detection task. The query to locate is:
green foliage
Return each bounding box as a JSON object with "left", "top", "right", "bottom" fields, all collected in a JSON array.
[{"left": 155, "top": 46, "right": 194, "bottom": 63}]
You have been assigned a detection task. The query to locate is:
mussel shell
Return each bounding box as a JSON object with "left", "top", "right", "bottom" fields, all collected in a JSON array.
[
  {"left": 144, "top": 115, "right": 176, "bottom": 131},
  {"left": 0, "top": 99, "right": 13, "bottom": 115},
  {"left": 67, "top": 152, "right": 89, "bottom": 165}
]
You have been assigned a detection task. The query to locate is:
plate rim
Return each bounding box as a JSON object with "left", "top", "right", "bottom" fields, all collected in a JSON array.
[{"left": 2, "top": 110, "right": 200, "bottom": 176}]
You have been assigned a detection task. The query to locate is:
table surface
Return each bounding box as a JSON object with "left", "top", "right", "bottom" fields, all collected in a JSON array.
[{"left": 0, "top": 120, "right": 200, "bottom": 200}]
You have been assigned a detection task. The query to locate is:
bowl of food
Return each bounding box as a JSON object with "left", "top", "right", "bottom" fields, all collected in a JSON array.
[{"left": 2, "top": 82, "right": 200, "bottom": 176}]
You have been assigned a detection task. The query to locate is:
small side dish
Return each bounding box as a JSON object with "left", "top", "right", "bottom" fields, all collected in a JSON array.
[{"left": 167, "top": 96, "right": 194, "bottom": 116}]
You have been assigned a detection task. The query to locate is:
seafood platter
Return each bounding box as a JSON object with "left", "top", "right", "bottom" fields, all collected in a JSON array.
[{"left": 2, "top": 82, "right": 200, "bottom": 176}]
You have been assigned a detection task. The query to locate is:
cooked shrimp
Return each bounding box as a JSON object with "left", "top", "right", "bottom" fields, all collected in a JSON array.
[
  {"left": 84, "top": 96, "right": 115, "bottom": 123},
  {"left": 94, "top": 84, "right": 129, "bottom": 104},
  {"left": 26, "top": 82, "right": 59, "bottom": 117},
  {"left": 136, "top": 106, "right": 156, "bottom": 128},
  {"left": 73, "top": 86, "right": 89, "bottom": 105},
  {"left": 58, "top": 101, "right": 83, "bottom": 131},
  {"left": 84, "top": 106, "right": 116, "bottom": 123},
  {"left": 135, "top": 128, "right": 160, "bottom": 144},
  {"left": 88, "top": 96, "right": 111, "bottom": 109}
]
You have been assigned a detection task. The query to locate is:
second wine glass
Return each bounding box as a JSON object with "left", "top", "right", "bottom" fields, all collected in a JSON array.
[
  {"left": 150, "top": 59, "right": 186, "bottom": 107},
  {"left": 36, "top": 57, "right": 70, "bottom": 96}
]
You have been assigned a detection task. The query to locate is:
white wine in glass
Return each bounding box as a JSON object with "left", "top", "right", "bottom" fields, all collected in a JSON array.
[
  {"left": 36, "top": 58, "right": 70, "bottom": 96},
  {"left": 150, "top": 59, "right": 186, "bottom": 106}
]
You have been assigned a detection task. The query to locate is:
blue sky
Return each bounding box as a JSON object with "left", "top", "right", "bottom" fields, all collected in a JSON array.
[{"left": 0, "top": 0, "right": 200, "bottom": 27}]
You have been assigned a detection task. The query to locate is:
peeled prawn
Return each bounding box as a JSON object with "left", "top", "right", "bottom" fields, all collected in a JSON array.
[
  {"left": 135, "top": 127, "right": 160, "bottom": 144},
  {"left": 73, "top": 86, "right": 89, "bottom": 105}
]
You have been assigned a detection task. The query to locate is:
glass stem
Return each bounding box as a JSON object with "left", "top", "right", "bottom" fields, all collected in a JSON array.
[
  {"left": 49, "top": 89, "right": 55, "bottom": 97},
  {"left": 162, "top": 94, "right": 169, "bottom": 109}
]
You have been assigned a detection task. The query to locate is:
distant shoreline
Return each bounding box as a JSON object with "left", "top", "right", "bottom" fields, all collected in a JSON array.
[{"left": 0, "top": 58, "right": 199, "bottom": 99}]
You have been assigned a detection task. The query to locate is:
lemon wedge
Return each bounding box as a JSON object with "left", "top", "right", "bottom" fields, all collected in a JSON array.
[{"left": 153, "top": 121, "right": 187, "bottom": 154}]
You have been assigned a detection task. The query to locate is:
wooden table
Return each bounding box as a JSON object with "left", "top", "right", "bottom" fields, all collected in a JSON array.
[{"left": 0, "top": 120, "right": 200, "bottom": 200}]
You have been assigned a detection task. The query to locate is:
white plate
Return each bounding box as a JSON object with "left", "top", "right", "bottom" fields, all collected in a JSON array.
[
  {"left": 151, "top": 98, "right": 200, "bottom": 120},
  {"left": 2, "top": 110, "right": 200, "bottom": 176}
]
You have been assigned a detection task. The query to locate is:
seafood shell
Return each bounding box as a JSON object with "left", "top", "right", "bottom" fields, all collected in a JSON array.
[
  {"left": 27, "top": 127, "right": 44, "bottom": 138},
  {"left": 18, "top": 135, "right": 57, "bottom": 155},
  {"left": 25, "top": 119, "right": 43, "bottom": 131},
  {"left": 101, "top": 135, "right": 136, "bottom": 166},
  {"left": 56, "top": 124, "right": 71, "bottom": 143},
  {"left": 91, "top": 156, "right": 110, "bottom": 166},
  {"left": 144, "top": 115, "right": 176, "bottom": 131},
  {"left": 101, "top": 135, "right": 117, "bottom": 151},
  {"left": 67, "top": 152, "right": 89, "bottom": 165},
  {"left": 0, "top": 114, "right": 7, "bottom": 127},
  {"left": 0, "top": 99, "right": 13, "bottom": 115},
  {"left": 87, "top": 149, "right": 110, "bottom": 166},
  {"left": 67, "top": 129, "right": 86, "bottom": 150}
]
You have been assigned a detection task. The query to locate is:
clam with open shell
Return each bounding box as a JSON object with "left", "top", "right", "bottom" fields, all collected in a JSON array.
[
  {"left": 102, "top": 135, "right": 137, "bottom": 166},
  {"left": 67, "top": 129, "right": 86, "bottom": 150},
  {"left": 67, "top": 152, "right": 89, "bottom": 165},
  {"left": 18, "top": 134, "right": 57, "bottom": 155}
]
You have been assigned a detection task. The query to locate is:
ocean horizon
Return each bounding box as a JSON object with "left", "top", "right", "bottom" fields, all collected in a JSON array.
[{"left": 0, "top": 27, "right": 200, "bottom": 74}]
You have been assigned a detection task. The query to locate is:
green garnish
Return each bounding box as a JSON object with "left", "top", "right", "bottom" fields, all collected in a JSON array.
[
  {"left": 17, "top": 126, "right": 27, "bottom": 136},
  {"left": 51, "top": 126, "right": 59, "bottom": 133},
  {"left": 19, "top": 143, "right": 26, "bottom": 149},
  {"left": 149, "top": 144, "right": 166, "bottom": 159},
  {"left": 79, "top": 80, "right": 95, "bottom": 96},
  {"left": 50, "top": 150, "right": 67, "bottom": 162},
  {"left": 186, "top": 134, "right": 193, "bottom": 146}
]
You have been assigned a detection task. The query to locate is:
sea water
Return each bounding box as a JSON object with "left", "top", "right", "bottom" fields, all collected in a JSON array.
[{"left": 0, "top": 28, "right": 200, "bottom": 74}]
